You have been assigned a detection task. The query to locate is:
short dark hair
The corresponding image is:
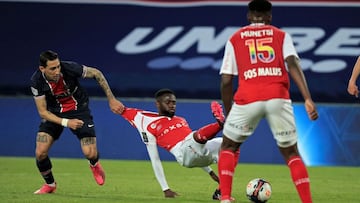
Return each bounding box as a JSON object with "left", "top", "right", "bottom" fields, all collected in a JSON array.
[
  {"left": 154, "top": 88, "right": 175, "bottom": 100},
  {"left": 39, "top": 50, "right": 58, "bottom": 67},
  {"left": 248, "top": 0, "right": 272, "bottom": 12}
]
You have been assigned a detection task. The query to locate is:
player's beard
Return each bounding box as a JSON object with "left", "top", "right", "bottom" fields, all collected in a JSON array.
[
  {"left": 165, "top": 111, "right": 175, "bottom": 118},
  {"left": 161, "top": 110, "right": 174, "bottom": 118}
]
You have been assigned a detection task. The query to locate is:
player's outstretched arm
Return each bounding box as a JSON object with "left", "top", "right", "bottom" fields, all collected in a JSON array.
[
  {"left": 83, "top": 66, "right": 124, "bottom": 114},
  {"left": 145, "top": 140, "right": 175, "bottom": 197}
]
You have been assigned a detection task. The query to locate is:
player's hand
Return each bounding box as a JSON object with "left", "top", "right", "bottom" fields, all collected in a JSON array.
[
  {"left": 304, "top": 99, "right": 318, "bottom": 121},
  {"left": 109, "top": 98, "right": 125, "bottom": 114},
  {"left": 67, "top": 119, "right": 84, "bottom": 130},
  {"left": 163, "top": 189, "right": 179, "bottom": 198},
  {"left": 347, "top": 81, "right": 359, "bottom": 98}
]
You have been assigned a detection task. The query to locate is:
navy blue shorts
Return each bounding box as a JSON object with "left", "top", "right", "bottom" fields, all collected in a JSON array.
[{"left": 38, "top": 109, "right": 96, "bottom": 140}]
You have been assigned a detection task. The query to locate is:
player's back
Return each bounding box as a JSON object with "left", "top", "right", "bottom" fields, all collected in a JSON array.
[{"left": 230, "top": 24, "right": 290, "bottom": 104}]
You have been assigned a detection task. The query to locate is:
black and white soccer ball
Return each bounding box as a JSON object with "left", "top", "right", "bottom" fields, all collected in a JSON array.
[{"left": 246, "top": 178, "right": 272, "bottom": 203}]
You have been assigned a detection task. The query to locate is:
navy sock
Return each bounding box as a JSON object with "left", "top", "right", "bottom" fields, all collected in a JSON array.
[
  {"left": 36, "top": 156, "right": 55, "bottom": 184},
  {"left": 89, "top": 152, "right": 100, "bottom": 166}
]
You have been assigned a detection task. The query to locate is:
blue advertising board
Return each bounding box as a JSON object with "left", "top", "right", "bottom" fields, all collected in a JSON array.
[
  {"left": 0, "top": 96, "right": 359, "bottom": 166},
  {"left": 0, "top": 0, "right": 360, "bottom": 102}
]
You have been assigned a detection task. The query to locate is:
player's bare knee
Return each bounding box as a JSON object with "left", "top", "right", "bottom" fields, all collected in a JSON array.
[
  {"left": 35, "top": 132, "right": 52, "bottom": 159},
  {"left": 277, "top": 140, "right": 297, "bottom": 148},
  {"left": 83, "top": 150, "right": 97, "bottom": 159},
  {"left": 81, "top": 138, "right": 98, "bottom": 158},
  {"left": 35, "top": 150, "right": 48, "bottom": 160},
  {"left": 278, "top": 142, "right": 299, "bottom": 159},
  {"left": 221, "top": 136, "right": 241, "bottom": 151}
]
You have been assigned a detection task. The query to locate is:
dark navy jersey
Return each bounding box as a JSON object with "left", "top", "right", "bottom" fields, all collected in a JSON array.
[{"left": 30, "top": 61, "right": 90, "bottom": 114}]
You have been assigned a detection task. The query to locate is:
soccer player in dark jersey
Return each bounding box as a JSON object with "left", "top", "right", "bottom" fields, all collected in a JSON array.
[
  {"left": 30, "top": 50, "right": 124, "bottom": 194},
  {"left": 217, "top": 0, "right": 318, "bottom": 202}
]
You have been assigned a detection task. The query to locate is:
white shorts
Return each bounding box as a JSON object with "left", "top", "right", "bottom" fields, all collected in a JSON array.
[
  {"left": 223, "top": 98, "right": 297, "bottom": 148},
  {"left": 169, "top": 133, "right": 221, "bottom": 168}
]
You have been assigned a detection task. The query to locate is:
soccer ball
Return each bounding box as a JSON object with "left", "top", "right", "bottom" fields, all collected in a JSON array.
[{"left": 246, "top": 178, "right": 272, "bottom": 203}]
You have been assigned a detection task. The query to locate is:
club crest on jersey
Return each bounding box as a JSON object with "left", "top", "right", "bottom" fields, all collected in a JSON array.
[{"left": 150, "top": 123, "right": 157, "bottom": 129}]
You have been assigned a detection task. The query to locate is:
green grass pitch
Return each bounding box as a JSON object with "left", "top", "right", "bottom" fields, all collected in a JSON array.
[{"left": 1, "top": 156, "right": 359, "bottom": 203}]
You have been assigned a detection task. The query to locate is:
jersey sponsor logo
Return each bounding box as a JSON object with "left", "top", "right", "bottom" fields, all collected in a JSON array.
[
  {"left": 244, "top": 67, "right": 283, "bottom": 80},
  {"left": 258, "top": 67, "right": 282, "bottom": 76},
  {"left": 275, "top": 129, "right": 296, "bottom": 137},
  {"left": 160, "top": 122, "right": 187, "bottom": 137},
  {"left": 228, "top": 122, "right": 253, "bottom": 132}
]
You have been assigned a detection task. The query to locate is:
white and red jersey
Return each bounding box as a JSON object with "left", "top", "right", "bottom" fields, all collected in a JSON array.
[
  {"left": 121, "top": 107, "right": 192, "bottom": 151},
  {"left": 121, "top": 106, "right": 220, "bottom": 192},
  {"left": 220, "top": 23, "right": 299, "bottom": 104},
  {"left": 121, "top": 106, "right": 196, "bottom": 191}
]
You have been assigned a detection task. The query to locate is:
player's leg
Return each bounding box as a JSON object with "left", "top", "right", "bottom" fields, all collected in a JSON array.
[
  {"left": 193, "top": 101, "right": 225, "bottom": 144},
  {"left": 200, "top": 166, "right": 222, "bottom": 200},
  {"left": 218, "top": 102, "right": 262, "bottom": 202},
  {"left": 194, "top": 123, "right": 221, "bottom": 144},
  {"left": 218, "top": 136, "right": 241, "bottom": 202},
  {"left": 202, "top": 138, "right": 238, "bottom": 201},
  {"left": 266, "top": 99, "right": 312, "bottom": 203},
  {"left": 204, "top": 137, "right": 222, "bottom": 161},
  {"left": 79, "top": 135, "right": 105, "bottom": 186},
  {"left": 80, "top": 136, "right": 99, "bottom": 162},
  {"left": 211, "top": 101, "right": 225, "bottom": 127},
  {"left": 210, "top": 138, "right": 240, "bottom": 201},
  {"left": 201, "top": 166, "right": 219, "bottom": 183},
  {"left": 75, "top": 111, "right": 105, "bottom": 186},
  {"left": 34, "top": 121, "right": 61, "bottom": 194},
  {"left": 179, "top": 135, "right": 214, "bottom": 168},
  {"left": 279, "top": 145, "right": 312, "bottom": 203}
]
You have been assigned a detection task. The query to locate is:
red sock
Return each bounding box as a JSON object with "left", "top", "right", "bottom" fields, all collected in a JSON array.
[
  {"left": 287, "top": 156, "right": 312, "bottom": 203},
  {"left": 218, "top": 150, "right": 236, "bottom": 200},
  {"left": 196, "top": 123, "right": 221, "bottom": 143}
]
